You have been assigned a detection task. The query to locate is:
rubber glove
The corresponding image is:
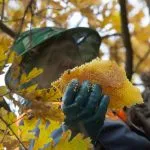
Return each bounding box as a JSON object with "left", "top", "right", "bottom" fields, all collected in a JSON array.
[{"left": 61, "top": 79, "right": 110, "bottom": 143}]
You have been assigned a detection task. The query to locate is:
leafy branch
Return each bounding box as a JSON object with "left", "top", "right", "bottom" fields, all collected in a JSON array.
[{"left": 0, "top": 115, "right": 28, "bottom": 150}]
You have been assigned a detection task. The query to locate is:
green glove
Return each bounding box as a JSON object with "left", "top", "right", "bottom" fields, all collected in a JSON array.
[{"left": 61, "top": 79, "right": 110, "bottom": 143}]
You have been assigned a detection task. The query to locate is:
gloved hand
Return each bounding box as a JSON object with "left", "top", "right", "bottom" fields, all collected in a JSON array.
[{"left": 61, "top": 79, "right": 110, "bottom": 143}]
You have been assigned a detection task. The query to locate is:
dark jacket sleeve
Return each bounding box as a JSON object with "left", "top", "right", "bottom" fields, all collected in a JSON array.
[{"left": 97, "top": 119, "right": 150, "bottom": 150}]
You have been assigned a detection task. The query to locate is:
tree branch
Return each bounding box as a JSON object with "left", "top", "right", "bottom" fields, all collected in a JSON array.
[
  {"left": 133, "top": 83, "right": 144, "bottom": 86},
  {"left": 0, "top": 21, "right": 16, "bottom": 38},
  {"left": 119, "top": 0, "right": 133, "bottom": 81},
  {"left": 102, "top": 33, "right": 121, "bottom": 39}
]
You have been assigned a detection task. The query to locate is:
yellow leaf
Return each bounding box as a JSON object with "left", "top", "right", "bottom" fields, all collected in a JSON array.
[
  {"left": 0, "top": 108, "right": 17, "bottom": 133},
  {"left": 24, "top": 100, "right": 64, "bottom": 122},
  {"left": 20, "top": 67, "right": 43, "bottom": 84},
  {"left": 50, "top": 130, "right": 93, "bottom": 150},
  {"left": 0, "top": 48, "right": 7, "bottom": 62},
  {"left": 130, "top": 11, "right": 144, "bottom": 23},
  {"left": 132, "top": 36, "right": 149, "bottom": 58},
  {"left": 81, "top": 8, "right": 101, "bottom": 28},
  {"left": 21, "top": 84, "right": 38, "bottom": 93},
  {"left": 0, "top": 34, "right": 12, "bottom": 51},
  {"left": 45, "top": 87, "right": 62, "bottom": 102},
  {"left": 7, "top": 51, "right": 16, "bottom": 63},
  {"left": 8, "top": 9, "right": 24, "bottom": 21},
  {"left": 111, "top": 12, "right": 121, "bottom": 32},
  {"left": 19, "top": 85, "right": 63, "bottom": 121},
  {"left": 52, "top": 58, "right": 143, "bottom": 109},
  {"left": 20, "top": 86, "right": 61, "bottom": 102},
  {"left": 0, "top": 144, "right": 4, "bottom": 149},
  {"left": 0, "top": 86, "right": 8, "bottom": 96},
  {"left": 135, "top": 26, "right": 150, "bottom": 42},
  {"left": 101, "top": 11, "right": 121, "bottom": 31},
  {"left": 18, "top": 118, "right": 38, "bottom": 141},
  {"left": 33, "top": 119, "right": 60, "bottom": 150}
]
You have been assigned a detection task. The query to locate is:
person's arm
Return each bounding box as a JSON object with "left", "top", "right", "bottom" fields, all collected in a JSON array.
[
  {"left": 51, "top": 79, "right": 150, "bottom": 150},
  {"left": 51, "top": 79, "right": 110, "bottom": 145},
  {"left": 97, "top": 119, "right": 150, "bottom": 150}
]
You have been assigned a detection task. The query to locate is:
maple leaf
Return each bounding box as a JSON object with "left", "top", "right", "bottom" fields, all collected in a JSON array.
[
  {"left": 0, "top": 86, "right": 8, "bottom": 97},
  {"left": 19, "top": 85, "right": 63, "bottom": 121},
  {"left": 20, "top": 85, "right": 61, "bottom": 102},
  {"left": 32, "top": 119, "right": 60, "bottom": 150},
  {"left": 48, "top": 130, "right": 93, "bottom": 150},
  {"left": 0, "top": 108, "right": 17, "bottom": 131},
  {"left": 20, "top": 67, "right": 43, "bottom": 85},
  {"left": 18, "top": 118, "right": 39, "bottom": 142}
]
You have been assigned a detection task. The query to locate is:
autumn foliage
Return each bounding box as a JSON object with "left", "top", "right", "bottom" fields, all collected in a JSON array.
[{"left": 0, "top": 0, "right": 149, "bottom": 149}]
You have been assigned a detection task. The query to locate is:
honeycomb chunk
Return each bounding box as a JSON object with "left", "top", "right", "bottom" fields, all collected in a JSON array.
[{"left": 52, "top": 58, "right": 143, "bottom": 109}]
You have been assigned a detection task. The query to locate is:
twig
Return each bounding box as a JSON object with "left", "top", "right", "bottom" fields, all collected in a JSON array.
[
  {"left": 10, "top": 113, "right": 27, "bottom": 125},
  {"left": 16, "top": 0, "right": 34, "bottom": 38},
  {"left": 29, "top": 2, "right": 34, "bottom": 48},
  {"left": 119, "top": 0, "right": 133, "bottom": 81},
  {"left": 0, "top": 115, "right": 28, "bottom": 150},
  {"left": 102, "top": 33, "right": 121, "bottom": 39},
  {"left": 0, "top": 21, "right": 16, "bottom": 38},
  {"left": 0, "top": 127, "right": 8, "bottom": 143},
  {"left": 76, "top": 17, "right": 84, "bottom": 27},
  {"left": 133, "top": 83, "right": 144, "bottom": 86},
  {"left": 134, "top": 48, "right": 150, "bottom": 72},
  {"left": 34, "top": 6, "right": 62, "bottom": 16}
]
